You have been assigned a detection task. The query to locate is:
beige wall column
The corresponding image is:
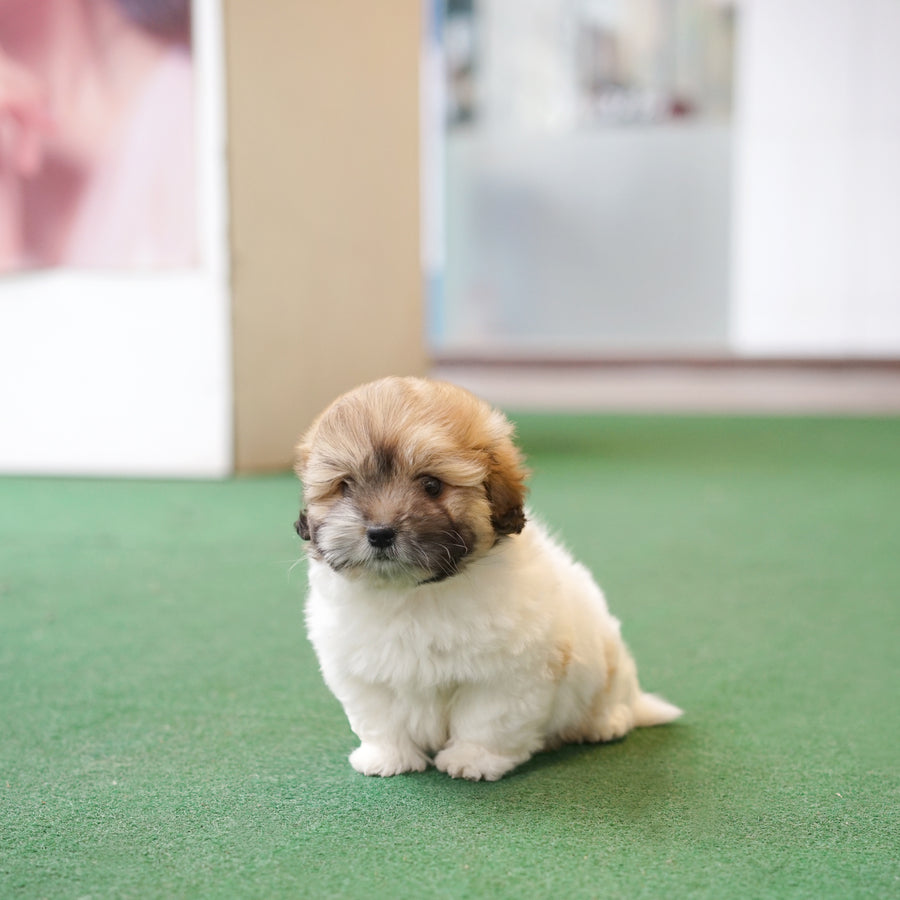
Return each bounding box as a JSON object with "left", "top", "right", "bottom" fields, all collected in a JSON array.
[{"left": 224, "top": 2, "right": 427, "bottom": 472}]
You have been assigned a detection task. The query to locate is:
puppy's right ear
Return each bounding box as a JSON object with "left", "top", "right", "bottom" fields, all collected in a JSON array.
[
  {"left": 294, "top": 510, "right": 311, "bottom": 541},
  {"left": 293, "top": 431, "right": 313, "bottom": 541},
  {"left": 293, "top": 437, "right": 310, "bottom": 480}
]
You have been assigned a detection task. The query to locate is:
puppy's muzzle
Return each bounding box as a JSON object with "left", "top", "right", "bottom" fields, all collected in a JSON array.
[{"left": 366, "top": 525, "right": 397, "bottom": 549}]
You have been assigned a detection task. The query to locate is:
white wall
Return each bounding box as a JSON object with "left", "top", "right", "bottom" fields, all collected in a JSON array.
[
  {"left": 731, "top": 0, "right": 900, "bottom": 356},
  {"left": 0, "top": 0, "right": 231, "bottom": 477}
]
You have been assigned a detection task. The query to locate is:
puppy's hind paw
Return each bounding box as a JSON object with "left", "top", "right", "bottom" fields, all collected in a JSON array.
[
  {"left": 595, "top": 704, "right": 635, "bottom": 743},
  {"left": 349, "top": 742, "right": 429, "bottom": 777},
  {"left": 434, "top": 742, "right": 524, "bottom": 782}
]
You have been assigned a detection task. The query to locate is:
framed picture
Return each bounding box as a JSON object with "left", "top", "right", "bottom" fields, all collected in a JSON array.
[{"left": 0, "top": 0, "right": 230, "bottom": 476}]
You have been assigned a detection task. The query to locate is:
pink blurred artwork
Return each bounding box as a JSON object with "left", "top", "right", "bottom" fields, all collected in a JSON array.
[{"left": 0, "top": 0, "right": 196, "bottom": 272}]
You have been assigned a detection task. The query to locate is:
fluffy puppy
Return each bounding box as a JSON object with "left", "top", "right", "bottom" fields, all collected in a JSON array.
[{"left": 294, "top": 376, "right": 681, "bottom": 781}]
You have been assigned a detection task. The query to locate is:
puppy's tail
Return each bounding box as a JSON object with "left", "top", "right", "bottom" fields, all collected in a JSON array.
[{"left": 634, "top": 692, "right": 683, "bottom": 728}]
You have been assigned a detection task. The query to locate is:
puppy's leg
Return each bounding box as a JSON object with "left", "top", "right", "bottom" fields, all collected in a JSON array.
[
  {"left": 336, "top": 680, "right": 431, "bottom": 777},
  {"left": 434, "top": 680, "right": 554, "bottom": 781}
]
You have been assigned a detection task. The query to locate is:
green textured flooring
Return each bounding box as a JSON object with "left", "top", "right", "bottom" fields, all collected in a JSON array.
[{"left": 2, "top": 415, "right": 898, "bottom": 899}]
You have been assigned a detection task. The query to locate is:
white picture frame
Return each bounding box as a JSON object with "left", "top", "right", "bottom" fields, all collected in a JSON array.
[{"left": 0, "top": 0, "right": 231, "bottom": 478}]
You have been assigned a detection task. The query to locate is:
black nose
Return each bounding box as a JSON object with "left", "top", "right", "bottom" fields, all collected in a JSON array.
[{"left": 367, "top": 525, "right": 396, "bottom": 549}]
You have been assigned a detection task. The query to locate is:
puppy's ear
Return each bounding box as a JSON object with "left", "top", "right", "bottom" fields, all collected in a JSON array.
[
  {"left": 294, "top": 433, "right": 313, "bottom": 542},
  {"left": 294, "top": 510, "right": 311, "bottom": 541},
  {"left": 293, "top": 436, "right": 311, "bottom": 481},
  {"left": 485, "top": 439, "right": 528, "bottom": 536}
]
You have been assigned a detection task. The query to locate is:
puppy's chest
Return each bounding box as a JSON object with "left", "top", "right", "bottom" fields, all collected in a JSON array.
[{"left": 339, "top": 604, "right": 510, "bottom": 688}]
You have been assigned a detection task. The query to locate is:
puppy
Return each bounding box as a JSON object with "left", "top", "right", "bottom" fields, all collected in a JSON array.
[{"left": 294, "top": 376, "right": 681, "bottom": 781}]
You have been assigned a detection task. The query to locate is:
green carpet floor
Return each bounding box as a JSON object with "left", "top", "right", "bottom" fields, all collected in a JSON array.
[{"left": 2, "top": 415, "right": 898, "bottom": 899}]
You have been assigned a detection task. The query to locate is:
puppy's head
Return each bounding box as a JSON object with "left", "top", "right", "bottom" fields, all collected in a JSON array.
[{"left": 294, "top": 376, "right": 528, "bottom": 585}]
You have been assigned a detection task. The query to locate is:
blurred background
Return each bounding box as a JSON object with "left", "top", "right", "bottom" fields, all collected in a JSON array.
[
  {"left": 0, "top": 0, "right": 898, "bottom": 476},
  {"left": 426, "top": 0, "right": 899, "bottom": 358},
  {"left": 428, "top": 0, "right": 735, "bottom": 356}
]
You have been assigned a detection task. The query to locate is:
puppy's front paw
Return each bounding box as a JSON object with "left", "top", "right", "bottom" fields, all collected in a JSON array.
[
  {"left": 349, "top": 742, "right": 428, "bottom": 777},
  {"left": 434, "top": 742, "right": 522, "bottom": 782}
]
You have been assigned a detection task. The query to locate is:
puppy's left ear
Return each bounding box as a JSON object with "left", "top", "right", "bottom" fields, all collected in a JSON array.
[
  {"left": 294, "top": 510, "right": 311, "bottom": 541},
  {"left": 484, "top": 433, "right": 528, "bottom": 536}
]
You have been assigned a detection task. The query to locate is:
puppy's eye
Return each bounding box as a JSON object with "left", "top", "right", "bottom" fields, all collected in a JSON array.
[
  {"left": 339, "top": 479, "right": 353, "bottom": 496},
  {"left": 421, "top": 476, "right": 443, "bottom": 498}
]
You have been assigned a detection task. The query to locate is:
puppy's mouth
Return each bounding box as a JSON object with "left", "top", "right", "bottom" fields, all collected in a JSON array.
[{"left": 318, "top": 524, "right": 473, "bottom": 586}]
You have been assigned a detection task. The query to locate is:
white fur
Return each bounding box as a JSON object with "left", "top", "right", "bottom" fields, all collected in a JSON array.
[{"left": 305, "top": 516, "right": 682, "bottom": 781}]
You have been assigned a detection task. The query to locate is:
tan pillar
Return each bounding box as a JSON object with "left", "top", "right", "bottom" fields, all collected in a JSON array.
[{"left": 224, "top": 2, "right": 427, "bottom": 471}]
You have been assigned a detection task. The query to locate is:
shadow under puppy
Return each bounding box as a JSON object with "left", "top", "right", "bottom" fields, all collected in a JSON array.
[{"left": 294, "top": 376, "right": 681, "bottom": 781}]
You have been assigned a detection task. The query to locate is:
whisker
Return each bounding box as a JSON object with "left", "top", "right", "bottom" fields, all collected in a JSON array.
[{"left": 439, "top": 529, "right": 470, "bottom": 553}]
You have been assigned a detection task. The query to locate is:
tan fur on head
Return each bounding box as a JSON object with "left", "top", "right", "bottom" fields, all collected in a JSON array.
[{"left": 294, "top": 376, "right": 528, "bottom": 584}]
